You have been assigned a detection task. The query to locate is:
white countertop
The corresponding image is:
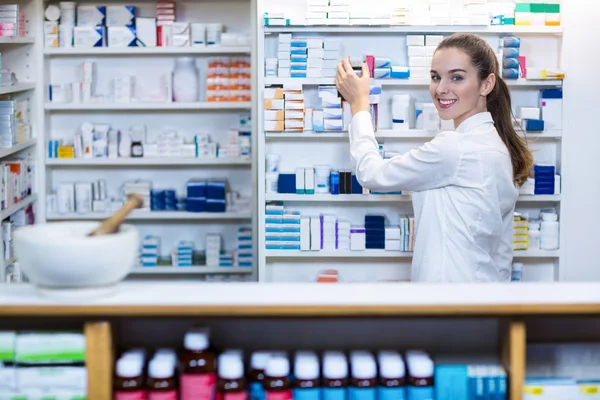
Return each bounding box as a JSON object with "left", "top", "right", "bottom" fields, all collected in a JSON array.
[{"left": 1, "top": 282, "right": 599, "bottom": 308}]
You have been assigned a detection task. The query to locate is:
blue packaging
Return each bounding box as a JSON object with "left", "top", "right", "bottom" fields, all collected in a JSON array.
[
  {"left": 434, "top": 365, "right": 468, "bottom": 400},
  {"left": 364, "top": 215, "right": 385, "bottom": 224},
  {"left": 502, "top": 36, "right": 521, "bottom": 48},
  {"left": 378, "top": 386, "right": 406, "bottom": 400},
  {"left": 406, "top": 387, "right": 434, "bottom": 400},
  {"left": 391, "top": 67, "right": 410, "bottom": 79},
  {"left": 330, "top": 171, "right": 340, "bottom": 195},
  {"left": 502, "top": 47, "right": 520, "bottom": 58},
  {"left": 502, "top": 68, "right": 519, "bottom": 79},
  {"left": 292, "top": 73, "right": 308, "bottom": 78},
  {"left": 291, "top": 65, "right": 308, "bottom": 71},
  {"left": 322, "top": 388, "right": 347, "bottom": 400},
  {"left": 366, "top": 242, "right": 385, "bottom": 249},
  {"left": 206, "top": 199, "right": 226, "bottom": 212},
  {"left": 206, "top": 181, "right": 226, "bottom": 199},
  {"left": 349, "top": 387, "right": 376, "bottom": 400},
  {"left": 502, "top": 58, "right": 520, "bottom": 69},
  {"left": 295, "top": 388, "right": 321, "bottom": 400},
  {"left": 525, "top": 119, "right": 544, "bottom": 131},
  {"left": 187, "top": 181, "right": 206, "bottom": 198},
  {"left": 250, "top": 382, "right": 265, "bottom": 400},
  {"left": 541, "top": 89, "right": 562, "bottom": 99},
  {"left": 278, "top": 174, "right": 296, "bottom": 194},
  {"left": 187, "top": 197, "right": 206, "bottom": 212},
  {"left": 351, "top": 176, "right": 363, "bottom": 194}
]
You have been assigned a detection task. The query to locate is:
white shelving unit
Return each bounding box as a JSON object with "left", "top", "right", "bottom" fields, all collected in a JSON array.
[
  {"left": 257, "top": 0, "right": 564, "bottom": 283},
  {"left": 130, "top": 266, "right": 252, "bottom": 275},
  {"left": 0, "top": 0, "right": 42, "bottom": 282},
  {"left": 38, "top": 0, "right": 258, "bottom": 281}
]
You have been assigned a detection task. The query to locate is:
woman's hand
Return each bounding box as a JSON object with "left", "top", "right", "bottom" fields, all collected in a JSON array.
[{"left": 335, "top": 57, "right": 371, "bottom": 116}]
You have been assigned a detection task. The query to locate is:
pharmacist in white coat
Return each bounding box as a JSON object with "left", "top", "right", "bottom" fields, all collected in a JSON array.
[{"left": 336, "top": 33, "right": 534, "bottom": 282}]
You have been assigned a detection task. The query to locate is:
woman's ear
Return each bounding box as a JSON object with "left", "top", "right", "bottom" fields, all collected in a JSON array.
[{"left": 481, "top": 73, "right": 497, "bottom": 97}]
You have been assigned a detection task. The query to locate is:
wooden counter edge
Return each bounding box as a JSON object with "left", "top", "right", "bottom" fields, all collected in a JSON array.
[{"left": 2, "top": 303, "right": 600, "bottom": 317}]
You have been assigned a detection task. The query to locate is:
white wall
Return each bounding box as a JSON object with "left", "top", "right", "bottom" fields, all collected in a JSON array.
[{"left": 561, "top": 0, "right": 600, "bottom": 280}]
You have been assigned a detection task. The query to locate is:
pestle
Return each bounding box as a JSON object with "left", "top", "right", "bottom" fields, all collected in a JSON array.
[{"left": 88, "top": 194, "right": 144, "bottom": 236}]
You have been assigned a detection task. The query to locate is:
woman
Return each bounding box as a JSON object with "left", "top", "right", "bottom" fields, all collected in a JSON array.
[{"left": 335, "top": 33, "right": 533, "bottom": 282}]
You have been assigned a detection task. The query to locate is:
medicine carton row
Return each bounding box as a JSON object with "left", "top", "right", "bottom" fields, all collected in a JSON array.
[
  {"left": 0, "top": 160, "right": 33, "bottom": 212},
  {"left": 0, "top": 4, "right": 26, "bottom": 37},
  {"left": 263, "top": 0, "right": 561, "bottom": 27},
  {"left": 140, "top": 228, "right": 252, "bottom": 268},
  {"left": 265, "top": 203, "right": 415, "bottom": 252},
  {"left": 44, "top": 2, "right": 250, "bottom": 48},
  {"left": 0, "top": 100, "right": 32, "bottom": 150}
]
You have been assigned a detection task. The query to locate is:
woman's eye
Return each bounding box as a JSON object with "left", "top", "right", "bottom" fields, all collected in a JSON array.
[
  {"left": 431, "top": 76, "right": 440, "bottom": 81},
  {"left": 452, "top": 75, "right": 464, "bottom": 81}
]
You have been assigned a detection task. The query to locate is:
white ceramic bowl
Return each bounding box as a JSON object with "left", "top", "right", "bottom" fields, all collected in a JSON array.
[{"left": 14, "top": 222, "right": 139, "bottom": 288}]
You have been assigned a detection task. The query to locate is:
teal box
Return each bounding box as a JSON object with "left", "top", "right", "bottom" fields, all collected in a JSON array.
[{"left": 435, "top": 364, "right": 469, "bottom": 400}]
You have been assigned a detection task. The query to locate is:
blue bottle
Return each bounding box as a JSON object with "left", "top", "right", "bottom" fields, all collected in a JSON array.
[
  {"left": 249, "top": 352, "right": 271, "bottom": 400},
  {"left": 349, "top": 352, "right": 377, "bottom": 400},
  {"left": 406, "top": 351, "right": 435, "bottom": 400},
  {"left": 294, "top": 352, "right": 321, "bottom": 400},
  {"left": 322, "top": 352, "right": 348, "bottom": 400},
  {"left": 378, "top": 351, "right": 406, "bottom": 400}
]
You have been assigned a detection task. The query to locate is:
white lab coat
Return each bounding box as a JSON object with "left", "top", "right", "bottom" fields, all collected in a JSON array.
[{"left": 349, "top": 111, "right": 517, "bottom": 282}]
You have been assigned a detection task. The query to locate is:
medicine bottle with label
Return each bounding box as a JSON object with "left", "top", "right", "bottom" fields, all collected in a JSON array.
[
  {"left": 263, "top": 355, "right": 292, "bottom": 400},
  {"left": 349, "top": 352, "right": 377, "bottom": 400},
  {"left": 293, "top": 352, "right": 321, "bottom": 400},
  {"left": 216, "top": 353, "right": 248, "bottom": 400},
  {"left": 114, "top": 357, "right": 146, "bottom": 400},
  {"left": 377, "top": 351, "right": 406, "bottom": 400},
  {"left": 406, "top": 351, "right": 434, "bottom": 400},
  {"left": 180, "top": 328, "right": 217, "bottom": 400},
  {"left": 322, "top": 352, "right": 349, "bottom": 400},
  {"left": 249, "top": 352, "right": 270, "bottom": 400},
  {"left": 147, "top": 357, "right": 177, "bottom": 400}
]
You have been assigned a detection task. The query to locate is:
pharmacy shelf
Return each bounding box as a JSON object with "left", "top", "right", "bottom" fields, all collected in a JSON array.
[
  {"left": 0, "top": 195, "right": 38, "bottom": 221},
  {"left": 266, "top": 249, "right": 559, "bottom": 259},
  {"left": 266, "top": 250, "right": 414, "bottom": 258},
  {"left": 264, "top": 77, "right": 563, "bottom": 87},
  {"left": 130, "top": 266, "right": 252, "bottom": 275},
  {"left": 0, "top": 82, "right": 36, "bottom": 95},
  {"left": 0, "top": 140, "right": 36, "bottom": 160},
  {"left": 264, "top": 25, "right": 563, "bottom": 34},
  {"left": 46, "top": 210, "right": 252, "bottom": 221},
  {"left": 266, "top": 193, "right": 560, "bottom": 203},
  {"left": 265, "top": 130, "right": 563, "bottom": 140},
  {"left": 46, "top": 157, "right": 252, "bottom": 167},
  {"left": 0, "top": 37, "right": 34, "bottom": 44},
  {"left": 44, "top": 102, "right": 252, "bottom": 111},
  {"left": 44, "top": 46, "right": 251, "bottom": 56}
]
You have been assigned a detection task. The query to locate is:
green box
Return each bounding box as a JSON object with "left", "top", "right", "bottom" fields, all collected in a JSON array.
[
  {"left": 531, "top": 4, "right": 547, "bottom": 13},
  {"left": 515, "top": 3, "right": 532, "bottom": 12},
  {"left": 0, "top": 332, "right": 16, "bottom": 363},
  {"left": 546, "top": 4, "right": 560, "bottom": 13}
]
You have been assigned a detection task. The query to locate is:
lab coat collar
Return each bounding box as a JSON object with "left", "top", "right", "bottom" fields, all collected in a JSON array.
[{"left": 456, "top": 112, "right": 494, "bottom": 133}]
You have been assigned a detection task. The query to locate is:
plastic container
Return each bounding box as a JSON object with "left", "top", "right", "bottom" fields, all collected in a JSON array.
[
  {"left": 512, "top": 262, "right": 523, "bottom": 282},
  {"left": 217, "top": 353, "right": 247, "bottom": 400},
  {"left": 392, "top": 95, "right": 411, "bottom": 131},
  {"left": 322, "top": 352, "right": 348, "bottom": 400},
  {"left": 265, "top": 173, "right": 279, "bottom": 194},
  {"left": 264, "top": 355, "right": 292, "bottom": 400},
  {"left": 58, "top": 24, "right": 73, "bottom": 47},
  {"left": 294, "top": 352, "right": 320, "bottom": 400},
  {"left": 249, "top": 352, "right": 271, "bottom": 400},
  {"left": 44, "top": 5, "right": 61, "bottom": 22},
  {"left": 180, "top": 328, "right": 217, "bottom": 400},
  {"left": 59, "top": 2, "right": 76, "bottom": 25},
  {"left": 528, "top": 221, "right": 541, "bottom": 250},
  {"left": 266, "top": 154, "right": 280, "bottom": 173},
  {"left": 540, "top": 213, "right": 559, "bottom": 250},
  {"left": 349, "top": 352, "right": 377, "bottom": 400},
  {"left": 114, "top": 357, "right": 146, "bottom": 400},
  {"left": 191, "top": 23, "right": 207, "bottom": 46},
  {"left": 406, "top": 351, "right": 434, "bottom": 400},
  {"left": 147, "top": 358, "right": 178, "bottom": 400},
  {"left": 377, "top": 351, "right": 406, "bottom": 400},
  {"left": 173, "top": 57, "right": 200, "bottom": 103},
  {"left": 314, "top": 166, "right": 332, "bottom": 194},
  {"left": 422, "top": 103, "right": 440, "bottom": 131},
  {"left": 207, "top": 23, "right": 223, "bottom": 46}
]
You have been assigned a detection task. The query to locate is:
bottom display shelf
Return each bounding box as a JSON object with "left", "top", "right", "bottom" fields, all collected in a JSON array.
[
  {"left": 130, "top": 266, "right": 252, "bottom": 275},
  {"left": 265, "top": 249, "right": 559, "bottom": 258}
]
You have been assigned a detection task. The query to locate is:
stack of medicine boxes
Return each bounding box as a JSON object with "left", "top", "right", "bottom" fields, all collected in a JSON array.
[
  {"left": 141, "top": 235, "right": 160, "bottom": 267},
  {"left": 277, "top": 34, "right": 339, "bottom": 79},
  {"left": 513, "top": 213, "right": 528, "bottom": 250},
  {"left": 0, "top": 101, "right": 17, "bottom": 148},
  {"left": 285, "top": 85, "right": 304, "bottom": 132},
  {"left": 500, "top": 36, "right": 521, "bottom": 80},
  {"left": 264, "top": 87, "right": 284, "bottom": 132},
  {"left": 206, "top": 233, "right": 221, "bottom": 266},
  {"left": 186, "top": 180, "right": 227, "bottom": 213},
  {"left": 265, "top": 203, "right": 301, "bottom": 250},
  {"left": 365, "top": 215, "right": 385, "bottom": 250},
  {"left": 236, "top": 227, "right": 253, "bottom": 268},
  {"left": 173, "top": 241, "right": 193, "bottom": 267},
  {"left": 317, "top": 87, "right": 343, "bottom": 132},
  {"left": 407, "top": 34, "right": 443, "bottom": 80},
  {"left": 533, "top": 165, "right": 555, "bottom": 195}
]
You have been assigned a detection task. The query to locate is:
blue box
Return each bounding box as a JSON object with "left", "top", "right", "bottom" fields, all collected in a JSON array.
[
  {"left": 366, "top": 242, "right": 385, "bottom": 249},
  {"left": 541, "top": 88, "right": 562, "bottom": 99},
  {"left": 278, "top": 174, "right": 296, "bottom": 194},
  {"left": 351, "top": 175, "right": 363, "bottom": 194},
  {"left": 206, "top": 199, "right": 226, "bottom": 212},
  {"left": 365, "top": 215, "right": 386, "bottom": 224},
  {"left": 206, "top": 181, "right": 226, "bottom": 200},
  {"left": 435, "top": 365, "right": 469, "bottom": 400},
  {"left": 187, "top": 197, "right": 206, "bottom": 212},
  {"left": 525, "top": 119, "right": 544, "bottom": 132},
  {"left": 187, "top": 181, "right": 207, "bottom": 198}
]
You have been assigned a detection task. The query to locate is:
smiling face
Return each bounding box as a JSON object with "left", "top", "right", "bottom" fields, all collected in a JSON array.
[{"left": 430, "top": 47, "right": 495, "bottom": 129}]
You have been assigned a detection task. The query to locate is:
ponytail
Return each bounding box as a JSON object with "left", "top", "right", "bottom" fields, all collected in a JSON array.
[
  {"left": 487, "top": 77, "right": 534, "bottom": 187},
  {"left": 437, "top": 33, "right": 534, "bottom": 187}
]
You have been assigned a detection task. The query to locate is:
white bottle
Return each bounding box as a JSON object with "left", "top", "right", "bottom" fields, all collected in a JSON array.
[
  {"left": 172, "top": 57, "right": 199, "bottom": 102},
  {"left": 528, "top": 221, "right": 541, "bottom": 250},
  {"left": 540, "top": 213, "right": 559, "bottom": 250},
  {"left": 511, "top": 262, "right": 523, "bottom": 282},
  {"left": 392, "top": 95, "right": 411, "bottom": 131},
  {"left": 118, "top": 130, "right": 132, "bottom": 158},
  {"left": 423, "top": 103, "right": 440, "bottom": 131}
]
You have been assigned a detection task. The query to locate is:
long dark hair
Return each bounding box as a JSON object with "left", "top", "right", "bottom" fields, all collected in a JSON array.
[{"left": 436, "top": 33, "right": 534, "bottom": 187}]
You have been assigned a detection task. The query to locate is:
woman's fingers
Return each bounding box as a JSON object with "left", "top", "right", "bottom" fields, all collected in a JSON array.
[
  {"left": 337, "top": 61, "right": 347, "bottom": 80},
  {"left": 342, "top": 57, "right": 354, "bottom": 74}
]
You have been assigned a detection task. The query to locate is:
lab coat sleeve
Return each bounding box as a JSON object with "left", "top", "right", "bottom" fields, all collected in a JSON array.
[
  {"left": 349, "top": 111, "right": 461, "bottom": 192},
  {"left": 496, "top": 209, "right": 516, "bottom": 281}
]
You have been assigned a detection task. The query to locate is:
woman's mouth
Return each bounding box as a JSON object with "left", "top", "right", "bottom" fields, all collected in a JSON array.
[{"left": 438, "top": 99, "right": 457, "bottom": 109}]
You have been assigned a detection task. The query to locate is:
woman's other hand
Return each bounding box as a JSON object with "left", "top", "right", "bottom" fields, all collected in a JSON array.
[{"left": 335, "top": 57, "right": 371, "bottom": 116}]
